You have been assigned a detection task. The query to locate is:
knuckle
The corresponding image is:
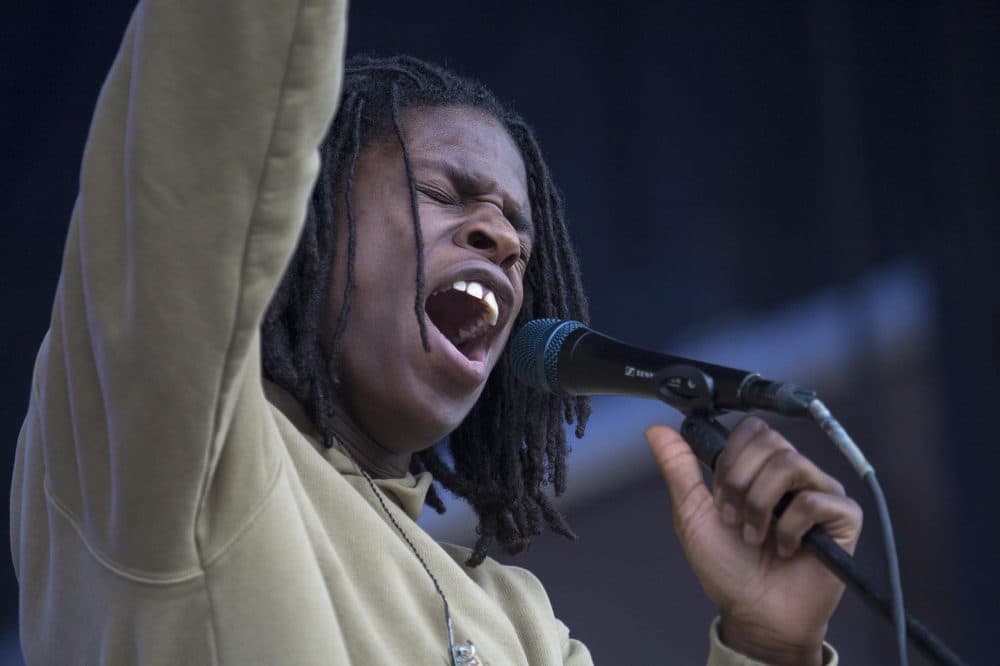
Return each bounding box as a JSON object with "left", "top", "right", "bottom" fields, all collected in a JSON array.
[
  {"left": 846, "top": 498, "right": 864, "bottom": 525},
  {"left": 796, "top": 491, "right": 821, "bottom": 514},
  {"left": 735, "top": 419, "right": 769, "bottom": 447},
  {"left": 773, "top": 447, "right": 801, "bottom": 469},
  {"left": 741, "top": 415, "right": 769, "bottom": 434},
  {"left": 759, "top": 450, "right": 800, "bottom": 490},
  {"left": 743, "top": 494, "right": 767, "bottom": 522},
  {"left": 763, "top": 428, "right": 792, "bottom": 452},
  {"left": 720, "top": 473, "right": 749, "bottom": 499}
]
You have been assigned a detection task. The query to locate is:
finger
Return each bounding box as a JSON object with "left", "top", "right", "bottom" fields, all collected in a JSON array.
[
  {"left": 773, "top": 491, "right": 864, "bottom": 558},
  {"left": 646, "top": 424, "right": 713, "bottom": 526},
  {"left": 740, "top": 450, "right": 845, "bottom": 546},
  {"left": 713, "top": 422, "right": 793, "bottom": 527},
  {"left": 713, "top": 416, "right": 770, "bottom": 482}
]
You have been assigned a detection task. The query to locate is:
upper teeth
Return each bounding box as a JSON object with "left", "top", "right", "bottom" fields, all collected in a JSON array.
[{"left": 450, "top": 280, "right": 499, "bottom": 326}]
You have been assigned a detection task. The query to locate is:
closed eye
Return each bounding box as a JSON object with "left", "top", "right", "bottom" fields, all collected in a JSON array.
[{"left": 416, "top": 185, "right": 458, "bottom": 206}]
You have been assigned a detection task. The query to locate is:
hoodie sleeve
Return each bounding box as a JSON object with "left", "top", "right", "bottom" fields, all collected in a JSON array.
[
  {"left": 13, "top": 0, "right": 346, "bottom": 578},
  {"left": 706, "top": 619, "right": 839, "bottom": 666}
]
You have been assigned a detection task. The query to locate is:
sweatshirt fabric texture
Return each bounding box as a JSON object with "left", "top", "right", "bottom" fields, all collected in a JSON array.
[{"left": 11, "top": 0, "right": 837, "bottom": 663}]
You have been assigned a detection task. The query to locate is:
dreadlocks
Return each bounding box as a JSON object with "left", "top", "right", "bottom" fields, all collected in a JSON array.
[{"left": 261, "top": 54, "right": 591, "bottom": 566}]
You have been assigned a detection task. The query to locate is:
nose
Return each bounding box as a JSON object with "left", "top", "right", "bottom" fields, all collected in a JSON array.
[{"left": 454, "top": 212, "right": 521, "bottom": 270}]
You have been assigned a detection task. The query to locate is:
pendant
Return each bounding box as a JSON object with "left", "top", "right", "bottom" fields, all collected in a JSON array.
[{"left": 452, "top": 640, "right": 482, "bottom": 666}]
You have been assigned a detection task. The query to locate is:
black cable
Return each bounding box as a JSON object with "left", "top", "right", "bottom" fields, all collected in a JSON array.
[
  {"left": 806, "top": 400, "right": 908, "bottom": 666},
  {"left": 864, "top": 471, "right": 908, "bottom": 666}
]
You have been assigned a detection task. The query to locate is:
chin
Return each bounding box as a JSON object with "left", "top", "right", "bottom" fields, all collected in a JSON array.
[
  {"left": 413, "top": 390, "right": 483, "bottom": 446},
  {"left": 356, "top": 385, "right": 478, "bottom": 457},
  {"left": 337, "top": 323, "right": 495, "bottom": 454}
]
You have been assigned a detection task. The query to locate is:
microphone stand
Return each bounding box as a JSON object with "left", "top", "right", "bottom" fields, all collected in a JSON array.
[
  {"left": 508, "top": 319, "right": 968, "bottom": 664},
  {"left": 680, "top": 413, "right": 968, "bottom": 666}
]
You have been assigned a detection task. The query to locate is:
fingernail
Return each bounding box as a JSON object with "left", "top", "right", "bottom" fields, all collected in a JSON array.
[
  {"left": 720, "top": 503, "right": 738, "bottom": 526},
  {"left": 742, "top": 523, "right": 761, "bottom": 545}
]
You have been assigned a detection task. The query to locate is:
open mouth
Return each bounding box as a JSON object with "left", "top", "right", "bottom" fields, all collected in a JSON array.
[{"left": 425, "top": 279, "right": 501, "bottom": 363}]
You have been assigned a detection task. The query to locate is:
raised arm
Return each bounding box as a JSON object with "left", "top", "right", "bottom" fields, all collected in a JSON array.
[{"left": 13, "top": 0, "right": 346, "bottom": 578}]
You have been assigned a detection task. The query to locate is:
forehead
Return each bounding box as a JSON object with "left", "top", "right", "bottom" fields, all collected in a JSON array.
[{"left": 399, "top": 106, "right": 529, "bottom": 209}]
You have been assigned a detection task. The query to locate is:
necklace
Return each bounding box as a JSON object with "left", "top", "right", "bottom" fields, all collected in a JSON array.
[{"left": 335, "top": 438, "right": 481, "bottom": 666}]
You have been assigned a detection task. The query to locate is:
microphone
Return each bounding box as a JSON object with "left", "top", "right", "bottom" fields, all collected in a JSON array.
[{"left": 510, "top": 319, "right": 817, "bottom": 417}]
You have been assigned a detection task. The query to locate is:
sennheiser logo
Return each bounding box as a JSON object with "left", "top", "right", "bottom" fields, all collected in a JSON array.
[{"left": 624, "top": 366, "right": 654, "bottom": 379}]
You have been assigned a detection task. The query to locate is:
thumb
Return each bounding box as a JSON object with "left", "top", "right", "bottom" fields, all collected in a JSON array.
[{"left": 646, "top": 424, "right": 713, "bottom": 525}]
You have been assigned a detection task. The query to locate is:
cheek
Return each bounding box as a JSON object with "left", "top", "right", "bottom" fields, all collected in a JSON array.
[
  {"left": 323, "top": 234, "right": 413, "bottom": 356},
  {"left": 511, "top": 280, "right": 530, "bottom": 320},
  {"left": 347, "top": 207, "right": 419, "bottom": 286}
]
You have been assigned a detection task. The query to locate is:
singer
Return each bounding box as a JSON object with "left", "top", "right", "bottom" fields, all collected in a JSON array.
[{"left": 11, "top": 1, "right": 861, "bottom": 665}]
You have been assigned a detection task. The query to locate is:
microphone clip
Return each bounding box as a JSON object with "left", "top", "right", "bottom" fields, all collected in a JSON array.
[{"left": 656, "top": 364, "right": 720, "bottom": 415}]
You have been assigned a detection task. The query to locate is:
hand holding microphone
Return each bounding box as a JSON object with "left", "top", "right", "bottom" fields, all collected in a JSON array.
[
  {"left": 646, "top": 419, "right": 861, "bottom": 665},
  {"left": 511, "top": 319, "right": 863, "bottom": 665}
]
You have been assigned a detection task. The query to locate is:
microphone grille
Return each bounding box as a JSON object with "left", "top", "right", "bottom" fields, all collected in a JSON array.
[{"left": 510, "top": 318, "right": 585, "bottom": 394}]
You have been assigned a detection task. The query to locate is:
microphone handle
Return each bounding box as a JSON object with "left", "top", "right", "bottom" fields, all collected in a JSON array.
[{"left": 679, "top": 415, "right": 966, "bottom": 666}]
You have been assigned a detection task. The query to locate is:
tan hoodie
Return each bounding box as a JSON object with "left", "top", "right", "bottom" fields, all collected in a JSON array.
[{"left": 10, "top": 0, "right": 835, "bottom": 663}]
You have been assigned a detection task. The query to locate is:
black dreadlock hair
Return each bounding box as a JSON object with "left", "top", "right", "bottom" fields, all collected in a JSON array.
[{"left": 261, "top": 54, "right": 591, "bottom": 566}]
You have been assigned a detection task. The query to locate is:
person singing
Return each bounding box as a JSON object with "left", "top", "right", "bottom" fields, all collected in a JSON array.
[{"left": 11, "top": 0, "right": 861, "bottom": 663}]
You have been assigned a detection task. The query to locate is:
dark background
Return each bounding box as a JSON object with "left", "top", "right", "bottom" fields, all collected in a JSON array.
[{"left": 2, "top": 0, "right": 997, "bottom": 663}]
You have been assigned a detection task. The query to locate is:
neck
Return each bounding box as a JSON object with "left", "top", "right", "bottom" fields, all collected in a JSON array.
[{"left": 329, "top": 402, "right": 412, "bottom": 479}]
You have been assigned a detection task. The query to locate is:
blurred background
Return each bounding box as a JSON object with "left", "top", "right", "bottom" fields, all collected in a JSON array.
[{"left": 2, "top": 0, "right": 997, "bottom": 663}]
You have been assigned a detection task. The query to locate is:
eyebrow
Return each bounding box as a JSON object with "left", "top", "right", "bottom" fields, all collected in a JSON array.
[{"left": 412, "top": 157, "right": 534, "bottom": 236}]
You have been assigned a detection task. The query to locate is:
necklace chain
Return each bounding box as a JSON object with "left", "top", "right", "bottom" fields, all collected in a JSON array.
[{"left": 336, "top": 439, "right": 469, "bottom": 665}]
